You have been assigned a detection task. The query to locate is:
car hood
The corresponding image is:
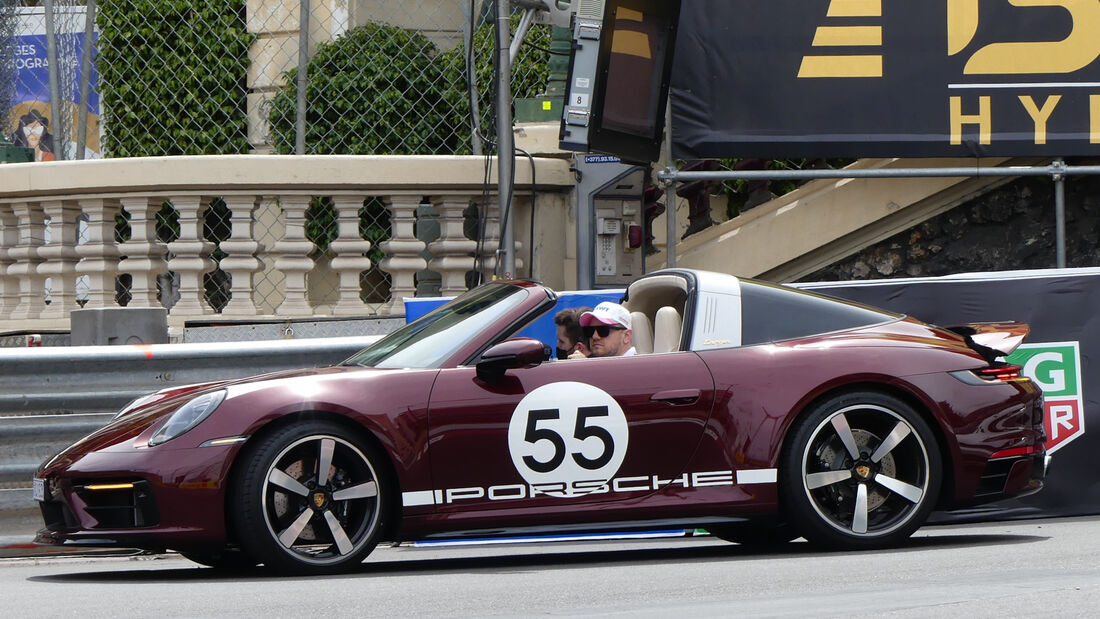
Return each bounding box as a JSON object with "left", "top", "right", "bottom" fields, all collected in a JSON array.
[{"left": 41, "top": 365, "right": 412, "bottom": 469}]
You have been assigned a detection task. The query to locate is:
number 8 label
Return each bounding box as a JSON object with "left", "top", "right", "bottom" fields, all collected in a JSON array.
[{"left": 507, "top": 382, "right": 629, "bottom": 497}]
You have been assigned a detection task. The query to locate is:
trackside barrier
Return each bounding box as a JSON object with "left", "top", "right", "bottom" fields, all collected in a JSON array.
[{"left": 0, "top": 336, "right": 381, "bottom": 494}]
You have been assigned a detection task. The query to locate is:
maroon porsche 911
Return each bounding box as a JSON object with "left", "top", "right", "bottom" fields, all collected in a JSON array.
[{"left": 33, "top": 269, "right": 1046, "bottom": 574}]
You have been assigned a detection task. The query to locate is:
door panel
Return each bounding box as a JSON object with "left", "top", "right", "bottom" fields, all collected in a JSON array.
[{"left": 426, "top": 352, "right": 716, "bottom": 512}]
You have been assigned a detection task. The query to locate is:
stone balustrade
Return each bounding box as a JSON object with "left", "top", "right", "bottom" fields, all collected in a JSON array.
[{"left": 0, "top": 155, "right": 573, "bottom": 332}]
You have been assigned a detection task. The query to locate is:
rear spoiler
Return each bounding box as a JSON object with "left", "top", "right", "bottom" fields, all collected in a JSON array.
[{"left": 944, "top": 322, "right": 1029, "bottom": 363}]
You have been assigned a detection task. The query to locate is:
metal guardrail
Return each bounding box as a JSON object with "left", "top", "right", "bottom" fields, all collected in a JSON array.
[
  {"left": 0, "top": 336, "right": 381, "bottom": 499},
  {"left": 0, "top": 336, "right": 381, "bottom": 415}
]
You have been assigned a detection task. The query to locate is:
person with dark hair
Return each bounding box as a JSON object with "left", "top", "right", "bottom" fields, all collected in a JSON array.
[
  {"left": 554, "top": 306, "right": 591, "bottom": 359},
  {"left": 11, "top": 109, "right": 56, "bottom": 162}
]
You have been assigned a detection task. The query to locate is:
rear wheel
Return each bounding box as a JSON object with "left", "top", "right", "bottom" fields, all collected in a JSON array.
[
  {"left": 230, "top": 421, "right": 390, "bottom": 574},
  {"left": 780, "top": 392, "right": 941, "bottom": 550}
]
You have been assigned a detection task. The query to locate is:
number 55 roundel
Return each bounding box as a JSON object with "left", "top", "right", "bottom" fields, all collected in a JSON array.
[{"left": 507, "top": 382, "right": 629, "bottom": 498}]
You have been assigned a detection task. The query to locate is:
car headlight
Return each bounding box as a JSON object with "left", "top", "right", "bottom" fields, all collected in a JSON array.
[{"left": 149, "top": 390, "right": 227, "bottom": 446}]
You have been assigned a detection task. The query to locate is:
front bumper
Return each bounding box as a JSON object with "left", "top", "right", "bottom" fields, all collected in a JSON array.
[{"left": 34, "top": 445, "right": 238, "bottom": 549}]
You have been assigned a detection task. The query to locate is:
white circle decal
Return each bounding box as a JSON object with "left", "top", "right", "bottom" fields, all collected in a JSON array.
[{"left": 507, "top": 382, "right": 629, "bottom": 498}]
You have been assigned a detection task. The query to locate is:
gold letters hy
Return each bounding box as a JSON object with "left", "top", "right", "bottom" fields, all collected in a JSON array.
[{"left": 948, "top": 0, "right": 1100, "bottom": 75}]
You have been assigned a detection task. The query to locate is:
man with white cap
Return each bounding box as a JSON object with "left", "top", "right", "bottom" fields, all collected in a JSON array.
[{"left": 578, "top": 301, "right": 636, "bottom": 357}]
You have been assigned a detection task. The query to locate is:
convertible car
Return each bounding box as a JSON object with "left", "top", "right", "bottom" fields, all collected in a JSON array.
[{"left": 34, "top": 269, "right": 1046, "bottom": 574}]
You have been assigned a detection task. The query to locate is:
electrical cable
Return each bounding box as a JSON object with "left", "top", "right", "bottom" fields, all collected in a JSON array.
[
  {"left": 515, "top": 146, "right": 537, "bottom": 279},
  {"left": 475, "top": 130, "right": 494, "bottom": 286},
  {"left": 522, "top": 40, "right": 570, "bottom": 56}
]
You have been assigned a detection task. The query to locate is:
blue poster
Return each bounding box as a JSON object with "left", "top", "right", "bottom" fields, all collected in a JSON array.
[{"left": 9, "top": 27, "right": 100, "bottom": 160}]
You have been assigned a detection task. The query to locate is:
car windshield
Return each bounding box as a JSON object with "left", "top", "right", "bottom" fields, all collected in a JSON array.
[{"left": 343, "top": 283, "right": 531, "bottom": 369}]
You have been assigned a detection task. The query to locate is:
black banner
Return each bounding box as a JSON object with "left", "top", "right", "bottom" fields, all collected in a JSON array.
[
  {"left": 799, "top": 269, "right": 1100, "bottom": 520},
  {"left": 671, "top": 0, "right": 1100, "bottom": 159}
]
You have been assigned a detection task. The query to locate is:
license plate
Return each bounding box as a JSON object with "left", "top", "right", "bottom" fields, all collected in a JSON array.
[{"left": 32, "top": 478, "right": 45, "bottom": 502}]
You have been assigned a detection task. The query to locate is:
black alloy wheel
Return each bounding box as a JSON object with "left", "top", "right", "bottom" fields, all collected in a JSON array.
[
  {"left": 230, "top": 420, "right": 389, "bottom": 574},
  {"left": 780, "top": 391, "right": 942, "bottom": 550}
]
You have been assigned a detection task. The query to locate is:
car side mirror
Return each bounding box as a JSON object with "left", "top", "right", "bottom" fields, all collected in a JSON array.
[{"left": 476, "top": 338, "right": 551, "bottom": 382}]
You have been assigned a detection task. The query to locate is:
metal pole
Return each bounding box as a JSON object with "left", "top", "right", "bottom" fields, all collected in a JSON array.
[
  {"left": 495, "top": 0, "right": 515, "bottom": 278},
  {"left": 576, "top": 172, "right": 593, "bottom": 289},
  {"left": 663, "top": 99, "right": 676, "bottom": 268},
  {"left": 296, "top": 0, "right": 310, "bottom": 155},
  {"left": 463, "top": 0, "right": 482, "bottom": 156},
  {"left": 43, "top": 0, "right": 63, "bottom": 160},
  {"left": 1054, "top": 158, "right": 1066, "bottom": 269},
  {"left": 75, "top": 0, "right": 96, "bottom": 160}
]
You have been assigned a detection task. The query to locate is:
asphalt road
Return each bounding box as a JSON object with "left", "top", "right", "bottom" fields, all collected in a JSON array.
[{"left": 3, "top": 517, "right": 1099, "bottom": 617}]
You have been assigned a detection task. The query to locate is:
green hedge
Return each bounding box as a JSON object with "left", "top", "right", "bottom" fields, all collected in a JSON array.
[
  {"left": 439, "top": 16, "right": 551, "bottom": 153},
  {"left": 96, "top": 7, "right": 551, "bottom": 157},
  {"left": 268, "top": 23, "right": 458, "bottom": 155},
  {"left": 269, "top": 19, "right": 552, "bottom": 156},
  {"left": 97, "top": 1, "right": 253, "bottom": 157}
]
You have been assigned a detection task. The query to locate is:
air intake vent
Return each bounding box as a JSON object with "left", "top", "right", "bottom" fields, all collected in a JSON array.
[{"left": 576, "top": 0, "right": 606, "bottom": 21}]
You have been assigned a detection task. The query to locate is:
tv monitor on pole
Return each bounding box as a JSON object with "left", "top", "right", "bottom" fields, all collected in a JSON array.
[{"left": 559, "top": 0, "right": 681, "bottom": 163}]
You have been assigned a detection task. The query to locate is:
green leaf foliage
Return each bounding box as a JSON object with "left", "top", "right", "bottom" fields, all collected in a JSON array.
[
  {"left": 268, "top": 23, "right": 457, "bottom": 155},
  {"left": 269, "top": 19, "right": 552, "bottom": 155},
  {"left": 97, "top": 0, "right": 253, "bottom": 157},
  {"left": 439, "top": 16, "right": 551, "bottom": 153}
]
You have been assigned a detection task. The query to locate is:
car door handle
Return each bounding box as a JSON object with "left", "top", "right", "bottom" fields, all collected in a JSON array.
[{"left": 651, "top": 389, "right": 701, "bottom": 405}]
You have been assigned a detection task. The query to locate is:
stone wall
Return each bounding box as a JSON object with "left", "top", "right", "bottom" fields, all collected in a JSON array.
[{"left": 802, "top": 169, "right": 1100, "bottom": 282}]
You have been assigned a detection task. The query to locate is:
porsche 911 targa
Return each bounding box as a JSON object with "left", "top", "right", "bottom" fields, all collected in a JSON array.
[{"left": 34, "top": 269, "right": 1046, "bottom": 573}]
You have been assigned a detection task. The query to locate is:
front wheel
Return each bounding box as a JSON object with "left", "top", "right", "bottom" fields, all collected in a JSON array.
[
  {"left": 230, "top": 421, "right": 390, "bottom": 574},
  {"left": 779, "top": 392, "right": 942, "bottom": 550}
]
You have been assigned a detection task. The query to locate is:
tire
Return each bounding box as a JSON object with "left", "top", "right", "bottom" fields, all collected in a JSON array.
[
  {"left": 229, "top": 420, "right": 390, "bottom": 574},
  {"left": 708, "top": 522, "right": 798, "bottom": 547},
  {"left": 179, "top": 548, "right": 257, "bottom": 570},
  {"left": 779, "top": 392, "right": 942, "bottom": 550}
]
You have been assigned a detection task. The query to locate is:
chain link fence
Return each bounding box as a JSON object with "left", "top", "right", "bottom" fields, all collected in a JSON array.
[
  {"left": 7, "top": 1, "right": 556, "bottom": 314},
  {"left": 8, "top": 1, "right": 856, "bottom": 316},
  {"left": 71, "top": 0, "right": 550, "bottom": 159},
  {"left": 0, "top": 2, "right": 18, "bottom": 138}
]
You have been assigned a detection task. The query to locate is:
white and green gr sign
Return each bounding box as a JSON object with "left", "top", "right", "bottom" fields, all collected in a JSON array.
[{"left": 1007, "top": 342, "right": 1085, "bottom": 453}]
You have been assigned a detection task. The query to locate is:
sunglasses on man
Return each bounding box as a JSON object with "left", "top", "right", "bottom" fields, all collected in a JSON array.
[{"left": 583, "top": 325, "right": 626, "bottom": 339}]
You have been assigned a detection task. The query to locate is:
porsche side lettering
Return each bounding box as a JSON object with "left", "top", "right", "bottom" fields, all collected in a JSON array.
[{"left": 401, "top": 469, "right": 779, "bottom": 507}]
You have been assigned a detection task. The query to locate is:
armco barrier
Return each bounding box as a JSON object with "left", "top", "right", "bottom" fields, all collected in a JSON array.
[
  {"left": 0, "top": 336, "right": 381, "bottom": 516},
  {"left": 0, "top": 336, "right": 382, "bottom": 416}
]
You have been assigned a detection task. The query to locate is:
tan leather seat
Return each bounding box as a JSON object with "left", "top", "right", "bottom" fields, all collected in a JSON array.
[
  {"left": 630, "top": 311, "right": 653, "bottom": 354},
  {"left": 653, "top": 306, "right": 682, "bottom": 353}
]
